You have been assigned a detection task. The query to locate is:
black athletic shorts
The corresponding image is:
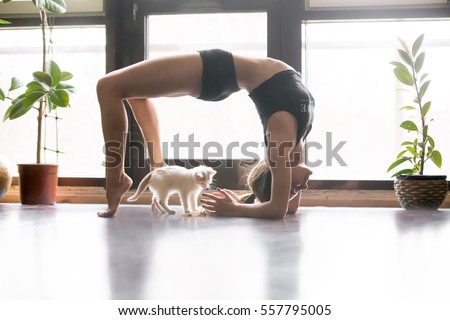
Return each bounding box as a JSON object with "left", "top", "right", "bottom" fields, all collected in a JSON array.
[{"left": 197, "top": 49, "right": 240, "bottom": 101}]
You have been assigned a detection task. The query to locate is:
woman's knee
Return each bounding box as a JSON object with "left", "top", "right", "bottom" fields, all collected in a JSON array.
[{"left": 97, "top": 74, "right": 122, "bottom": 101}]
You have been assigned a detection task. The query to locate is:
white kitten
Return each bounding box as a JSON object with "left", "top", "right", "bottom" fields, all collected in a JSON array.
[{"left": 127, "top": 165, "right": 216, "bottom": 215}]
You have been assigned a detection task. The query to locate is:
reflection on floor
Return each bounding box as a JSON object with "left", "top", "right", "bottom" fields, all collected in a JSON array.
[{"left": 1, "top": 203, "right": 450, "bottom": 300}]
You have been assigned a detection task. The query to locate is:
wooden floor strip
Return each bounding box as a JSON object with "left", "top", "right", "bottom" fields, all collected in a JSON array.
[{"left": 2, "top": 186, "right": 450, "bottom": 207}]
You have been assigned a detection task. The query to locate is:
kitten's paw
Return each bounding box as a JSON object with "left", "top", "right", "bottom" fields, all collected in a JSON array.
[
  {"left": 187, "top": 209, "right": 202, "bottom": 217},
  {"left": 168, "top": 209, "right": 176, "bottom": 215}
]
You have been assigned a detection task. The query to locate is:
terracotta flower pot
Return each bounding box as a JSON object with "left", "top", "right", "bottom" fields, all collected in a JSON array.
[
  {"left": 0, "top": 159, "right": 12, "bottom": 199},
  {"left": 18, "top": 164, "right": 58, "bottom": 205}
]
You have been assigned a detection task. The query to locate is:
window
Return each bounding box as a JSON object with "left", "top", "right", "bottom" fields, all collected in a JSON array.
[
  {"left": 0, "top": 0, "right": 103, "bottom": 14},
  {"left": 308, "top": 0, "right": 447, "bottom": 8},
  {"left": 302, "top": 20, "right": 450, "bottom": 180},
  {"left": 146, "top": 12, "right": 267, "bottom": 160},
  {"left": 0, "top": 26, "right": 106, "bottom": 177}
]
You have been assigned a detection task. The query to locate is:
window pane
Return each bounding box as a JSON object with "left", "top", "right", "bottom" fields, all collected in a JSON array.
[
  {"left": 308, "top": 0, "right": 447, "bottom": 8},
  {"left": 0, "top": 0, "right": 103, "bottom": 14},
  {"left": 0, "top": 26, "right": 106, "bottom": 177},
  {"left": 303, "top": 20, "right": 450, "bottom": 180},
  {"left": 146, "top": 13, "right": 267, "bottom": 160}
]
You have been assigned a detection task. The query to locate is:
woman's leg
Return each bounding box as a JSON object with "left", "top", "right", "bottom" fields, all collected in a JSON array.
[
  {"left": 96, "top": 53, "right": 203, "bottom": 217},
  {"left": 96, "top": 83, "right": 132, "bottom": 218},
  {"left": 128, "top": 98, "right": 165, "bottom": 170}
]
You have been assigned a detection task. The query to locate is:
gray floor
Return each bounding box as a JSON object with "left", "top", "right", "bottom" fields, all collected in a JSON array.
[{"left": 1, "top": 203, "right": 450, "bottom": 300}]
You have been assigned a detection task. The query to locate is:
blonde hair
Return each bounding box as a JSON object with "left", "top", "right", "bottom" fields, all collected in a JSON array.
[{"left": 242, "top": 160, "right": 272, "bottom": 203}]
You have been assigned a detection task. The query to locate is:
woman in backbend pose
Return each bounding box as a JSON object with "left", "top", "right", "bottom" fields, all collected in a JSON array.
[{"left": 96, "top": 49, "right": 314, "bottom": 218}]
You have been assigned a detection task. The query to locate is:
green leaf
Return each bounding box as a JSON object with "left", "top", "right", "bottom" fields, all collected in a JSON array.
[
  {"left": 47, "top": 99, "right": 54, "bottom": 113},
  {"left": 33, "top": 71, "right": 53, "bottom": 88},
  {"left": 406, "top": 146, "right": 418, "bottom": 156},
  {"left": 428, "top": 135, "right": 435, "bottom": 149},
  {"left": 56, "top": 83, "right": 75, "bottom": 93},
  {"left": 397, "top": 38, "right": 411, "bottom": 56},
  {"left": 9, "top": 93, "right": 26, "bottom": 106},
  {"left": 421, "top": 101, "right": 431, "bottom": 118},
  {"left": 8, "top": 97, "right": 33, "bottom": 120},
  {"left": 26, "top": 80, "right": 45, "bottom": 90},
  {"left": 431, "top": 150, "right": 442, "bottom": 168},
  {"left": 387, "top": 157, "right": 411, "bottom": 173},
  {"left": 414, "top": 52, "right": 425, "bottom": 73},
  {"left": 45, "top": 0, "right": 67, "bottom": 14},
  {"left": 412, "top": 34, "right": 425, "bottom": 57},
  {"left": 26, "top": 85, "right": 45, "bottom": 94},
  {"left": 1, "top": 0, "right": 13, "bottom": 3},
  {"left": 419, "top": 80, "right": 431, "bottom": 99},
  {"left": 0, "top": 19, "right": 11, "bottom": 25},
  {"left": 23, "top": 91, "right": 46, "bottom": 109},
  {"left": 60, "top": 71, "right": 73, "bottom": 81},
  {"left": 398, "top": 49, "right": 413, "bottom": 66},
  {"left": 422, "top": 124, "right": 428, "bottom": 138},
  {"left": 400, "top": 120, "right": 418, "bottom": 131},
  {"left": 397, "top": 150, "right": 408, "bottom": 159},
  {"left": 391, "top": 168, "right": 415, "bottom": 178},
  {"left": 47, "top": 60, "right": 61, "bottom": 86},
  {"left": 390, "top": 61, "right": 408, "bottom": 69},
  {"left": 427, "top": 146, "right": 434, "bottom": 157},
  {"left": 9, "top": 77, "right": 23, "bottom": 91},
  {"left": 400, "top": 106, "right": 416, "bottom": 111},
  {"left": 32, "top": 0, "right": 45, "bottom": 9},
  {"left": 0, "top": 88, "right": 5, "bottom": 101},
  {"left": 32, "top": 0, "right": 67, "bottom": 14},
  {"left": 394, "top": 67, "right": 414, "bottom": 86},
  {"left": 420, "top": 73, "right": 429, "bottom": 82},
  {"left": 3, "top": 105, "right": 12, "bottom": 122},
  {"left": 49, "top": 90, "right": 69, "bottom": 107}
]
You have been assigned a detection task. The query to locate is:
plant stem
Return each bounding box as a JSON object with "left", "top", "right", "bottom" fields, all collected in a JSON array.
[
  {"left": 36, "top": 9, "right": 47, "bottom": 164},
  {"left": 411, "top": 56, "right": 426, "bottom": 175}
]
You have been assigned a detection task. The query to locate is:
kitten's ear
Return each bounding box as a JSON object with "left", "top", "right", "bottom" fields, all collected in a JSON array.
[{"left": 195, "top": 172, "right": 204, "bottom": 179}]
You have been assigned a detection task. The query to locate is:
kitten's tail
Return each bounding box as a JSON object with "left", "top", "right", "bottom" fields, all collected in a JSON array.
[{"left": 127, "top": 172, "right": 153, "bottom": 202}]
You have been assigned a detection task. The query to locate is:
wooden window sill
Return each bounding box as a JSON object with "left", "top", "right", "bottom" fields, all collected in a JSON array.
[{"left": 2, "top": 186, "right": 449, "bottom": 208}]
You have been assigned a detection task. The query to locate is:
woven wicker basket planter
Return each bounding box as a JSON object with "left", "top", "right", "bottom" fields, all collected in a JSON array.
[{"left": 394, "top": 175, "right": 448, "bottom": 210}]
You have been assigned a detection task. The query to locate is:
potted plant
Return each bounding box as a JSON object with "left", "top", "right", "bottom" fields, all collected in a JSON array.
[
  {"left": 0, "top": 0, "right": 74, "bottom": 204},
  {"left": 387, "top": 33, "right": 447, "bottom": 210}
]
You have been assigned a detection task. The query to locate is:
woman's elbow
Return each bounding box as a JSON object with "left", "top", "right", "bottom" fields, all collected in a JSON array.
[
  {"left": 272, "top": 210, "right": 287, "bottom": 219},
  {"left": 266, "top": 205, "right": 287, "bottom": 219}
]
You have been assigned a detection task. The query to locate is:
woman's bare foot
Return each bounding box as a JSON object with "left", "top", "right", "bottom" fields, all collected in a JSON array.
[{"left": 98, "top": 174, "right": 133, "bottom": 218}]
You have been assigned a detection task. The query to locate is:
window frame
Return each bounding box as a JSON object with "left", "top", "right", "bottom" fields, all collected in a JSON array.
[
  {"left": 299, "top": 1, "right": 450, "bottom": 189},
  {"left": 119, "top": 0, "right": 450, "bottom": 190},
  {"left": 3, "top": 0, "right": 450, "bottom": 190},
  {"left": 119, "top": 0, "right": 288, "bottom": 189},
  {"left": 0, "top": 9, "right": 105, "bottom": 187},
  {"left": 0, "top": 0, "right": 104, "bottom": 15}
]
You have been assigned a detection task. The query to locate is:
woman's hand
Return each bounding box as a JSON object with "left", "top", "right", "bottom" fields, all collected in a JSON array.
[{"left": 201, "top": 188, "right": 240, "bottom": 216}]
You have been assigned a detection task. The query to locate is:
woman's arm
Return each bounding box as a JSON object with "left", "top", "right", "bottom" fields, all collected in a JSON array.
[
  {"left": 201, "top": 112, "right": 298, "bottom": 219},
  {"left": 201, "top": 191, "right": 286, "bottom": 219},
  {"left": 287, "top": 192, "right": 302, "bottom": 214}
]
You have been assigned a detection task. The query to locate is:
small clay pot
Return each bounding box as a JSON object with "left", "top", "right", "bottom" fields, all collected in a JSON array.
[{"left": 18, "top": 164, "right": 58, "bottom": 205}]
